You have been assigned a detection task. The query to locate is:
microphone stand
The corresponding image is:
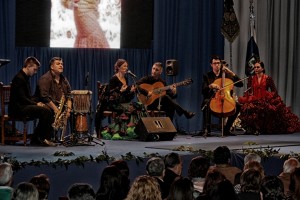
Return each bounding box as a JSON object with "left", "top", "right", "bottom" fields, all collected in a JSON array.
[{"left": 129, "top": 74, "right": 150, "bottom": 118}]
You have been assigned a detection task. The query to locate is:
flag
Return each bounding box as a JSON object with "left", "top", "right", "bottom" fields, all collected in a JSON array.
[
  {"left": 245, "top": 1, "right": 260, "bottom": 76},
  {"left": 221, "top": 0, "right": 240, "bottom": 43}
]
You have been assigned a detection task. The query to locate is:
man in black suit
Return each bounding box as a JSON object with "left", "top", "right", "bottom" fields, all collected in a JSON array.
[
  {"left": 9, "top": 56, "right": 55, "bottom": 146},
  {"left": 201, "top": 55, "right": 243, "bottom": 136}
]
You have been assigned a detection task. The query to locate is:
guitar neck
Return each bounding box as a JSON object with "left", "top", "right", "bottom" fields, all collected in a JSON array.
[{"left": 158, "top": 81, "right": 188, "bottom": 92}]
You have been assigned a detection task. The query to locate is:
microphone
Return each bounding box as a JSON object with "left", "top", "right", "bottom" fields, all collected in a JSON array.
[{"left": 127, "top": 70, "right": 137, "bottom": 78}]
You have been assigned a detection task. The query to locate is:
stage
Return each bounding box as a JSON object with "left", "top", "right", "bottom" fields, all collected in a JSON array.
[{"left": 1, "top": 131, "right": 300, "bottom": 199}]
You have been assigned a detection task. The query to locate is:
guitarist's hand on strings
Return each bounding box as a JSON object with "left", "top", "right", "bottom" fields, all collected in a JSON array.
[{"left": 170, "top": 84, "right": 177, "bottom": 95}]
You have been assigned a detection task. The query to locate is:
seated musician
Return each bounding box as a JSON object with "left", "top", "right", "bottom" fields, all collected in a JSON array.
[
  {"left": 238, "top": 60, "right": 300, "bottom": 134},
  {"left": 201, "top": 55, "right": 243, "bottom": 136},
  {"left": 100, "top": 59, "right": 137, "bottom": 139},
  {"left": 8, "top": 56, "right": 55, "bottom": 146},
  {"left": 136, "top": 62, "right": 195, "bottom": 121},
  {"left": 34, "top": 57, "right": 72, "bottom": 141}
]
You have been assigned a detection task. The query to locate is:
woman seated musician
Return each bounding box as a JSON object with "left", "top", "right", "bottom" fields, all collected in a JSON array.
[
  {"left": 238, "top": 60, "right": 300, "bottom": 134},
  {"left": 100, "top": 59, "right": 141, "bottom": 140}
]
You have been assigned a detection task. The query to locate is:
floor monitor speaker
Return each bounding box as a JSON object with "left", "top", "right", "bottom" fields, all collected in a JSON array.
[{"left": 136, "top": 117, "right": 177, "bottom": 141}]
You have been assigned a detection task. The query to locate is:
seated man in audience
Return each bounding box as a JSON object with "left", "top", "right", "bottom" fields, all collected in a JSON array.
[
  {"left": 146, "top": 157, "right": 168, "bottom": 199},
  {"left": 0, "top": 163, "right": 14, "bottom": 200},
  {"left": 163, "top": 152, "right": 182, "bottom": 196},
  {"left": 278, "top": 157, "right": 300, "bottom": 196},
  {"left": 208, "top": 146, "right": 242, "bottom": 185}
]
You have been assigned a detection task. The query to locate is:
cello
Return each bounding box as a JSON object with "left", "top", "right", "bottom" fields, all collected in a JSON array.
[{"left": 209, "top": 66, "right": 236, "bottom": 118}]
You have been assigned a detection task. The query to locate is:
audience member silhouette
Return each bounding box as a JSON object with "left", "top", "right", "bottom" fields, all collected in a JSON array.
[
  {"left": 29, "top": 174, "right": 50, "bottom": 200},
  {"left": 67, "top": 183, "right": 95, "bottom": 200},
  {"left": 0, "top": 162, "right": 14, "bottom": 200},
  {"left": 207, "top": 179, "right": 239, "bottom": 200},
  {"left": 288, "top": 167, "right": 300, "bottom": 200},
  {"left": 237, "top": 169, "right": 262, "bottom": 200},
  {"left": 187, "top": 156, "right": 210, "bottom": 197},
  {"left": 208, "top": 146, "right": 242, "bottom": 184},
  {"left": 167, "top": 177, "right": 194, "bottom": 200},
  {"left": 12, "top": 182, "right": 39, "bottom": 200},
  {"left": 163, "top": 152, "right": 182, "bottom": 196},
  {"left": 261, "top": 175, "right": 287, "bottom": 200},
  {"left": 96, "top": 165, "right": 125, "bottom": 200},
  {"left": 146, "top": 157, "right": 168, "bottom": 199},
  {"left": 201, "top": 169, "right": 226, "bottom": 199},
  {"left": 110, "top": 160, "right": 130, "bottom": 196},
  {"left": 278, "top": 157, "right": 300, "bottom": 196},
  {"left": 125, "top": 175, "right": 162, "bottom": 200}
]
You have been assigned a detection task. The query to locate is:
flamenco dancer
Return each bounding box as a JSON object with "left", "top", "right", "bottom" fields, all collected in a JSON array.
[{"left": 238, "top": 60, "right": 300, "bottom": 134}]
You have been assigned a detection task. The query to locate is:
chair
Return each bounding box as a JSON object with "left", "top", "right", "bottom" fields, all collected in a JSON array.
[{"left": 0, "top": 82, "right": 34, "bottom": 145}]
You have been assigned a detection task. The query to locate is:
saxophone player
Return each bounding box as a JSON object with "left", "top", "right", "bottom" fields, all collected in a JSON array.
[{"left": 35, "top": 57, "right": 72, "bottom": 141}]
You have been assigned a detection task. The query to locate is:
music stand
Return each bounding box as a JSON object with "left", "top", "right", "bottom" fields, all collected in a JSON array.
[{"left": 0, "top": 59, "right": 10, "bottom": 68}]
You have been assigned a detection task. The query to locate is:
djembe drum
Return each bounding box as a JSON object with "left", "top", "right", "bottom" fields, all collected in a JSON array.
[{"left": 71, "top": 90, "right": 92, "bottom": 133}]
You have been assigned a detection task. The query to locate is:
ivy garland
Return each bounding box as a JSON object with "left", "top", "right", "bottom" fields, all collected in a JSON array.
[{"left": 1, "top": 142, "right": 299, "bottom": 171}]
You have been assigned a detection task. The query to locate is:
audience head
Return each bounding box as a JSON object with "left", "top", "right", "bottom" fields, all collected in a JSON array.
[
  {"left": 29, "top": 174, "right": 50, "bottom": 200},
  {"left": 208, "top": 179, "right": 238, "bottom": 200},
  {"left": 203, "top": 169, "right": 226, "bottom": 194},
  {"left": 283, "top": 157, "right": 300, "bottom": 173},
  {"left": 188, "top": 156, "right": 210, "bottom": 179},
  {"left": 96, "top": 165, "right": 125, "bottom": 200},
  {"left": 0, "top": 162, "right": 13, "bottom": 186},
  {"left": 213, "top": 146, "right": 231, "bottom": 165},
  {"left": 125, "top": 175, "right": 162, "bottom": 200},
  {"left": 244, "top": 160, "right": 265, "bottom": 178},
  {"left": 167, "top": 177, "right": 194, "bottom": 200},
  {"left": 164, "top": 153, "right": 182, "bottom": 175},
  {"left": 146, "top": 157, "right": 165, "bottom": 177},
  {"left": 244, "top": 153, "right": 261, "bottom": 164},
  {"left": 289, "top": 167, "right": 300, "bottom": 199},
  {"left": 240, "top": 169, "right": 262, "bottom": 193},
  {"left": 12, "top": 182, "right": 39, "bottom": 200},
  {"left": 261, "top": 175, "right": 286, "bottom": 200},
  {"left": 68, "top": 183, "right": 95, "bottom": 200},
  {"left": 114, "top": 59, "right": 128, "bottom": 73}
]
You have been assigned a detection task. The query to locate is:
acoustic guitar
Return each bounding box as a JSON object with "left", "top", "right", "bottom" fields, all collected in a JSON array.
[{"left": 137, "top": 78, "right": 193, "bottom": 106}]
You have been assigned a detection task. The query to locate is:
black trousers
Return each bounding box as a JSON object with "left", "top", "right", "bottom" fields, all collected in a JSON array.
[
  {"left": 18, "top": 105, "right": 54, "bottom": 140},
  {"left": 147, "top": 95, "right": 186, "bottom": 120}
]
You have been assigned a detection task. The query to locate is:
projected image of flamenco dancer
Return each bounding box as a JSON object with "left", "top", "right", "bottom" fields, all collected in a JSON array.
[{"left": 61, "top": 0, "right": 109, "bottom": 48}]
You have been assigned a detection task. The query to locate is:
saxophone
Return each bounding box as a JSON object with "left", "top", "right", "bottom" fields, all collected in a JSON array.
[{"left": 52, "top": 95, "right": 68, "bottom": 141}]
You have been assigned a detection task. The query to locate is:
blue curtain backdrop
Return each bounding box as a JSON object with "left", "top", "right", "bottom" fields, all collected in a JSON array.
[{"left": 0, "top": 0, "right": 224, "bottom": 133}]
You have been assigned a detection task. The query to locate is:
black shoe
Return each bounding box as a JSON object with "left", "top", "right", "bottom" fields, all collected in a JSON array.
[
  {"left": 43, "top": 139, "right": 57, "bottom": 147},
  {"left": 223, "top": 130, "right": 237, "bottom": 136},
  {"left": 184, "top": 111, "right": 195, "bottom": 119}
]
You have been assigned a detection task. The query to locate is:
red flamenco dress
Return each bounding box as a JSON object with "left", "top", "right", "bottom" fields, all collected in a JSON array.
[{"left": 238, "top": 74, "right": 300, "bottom": 134}]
